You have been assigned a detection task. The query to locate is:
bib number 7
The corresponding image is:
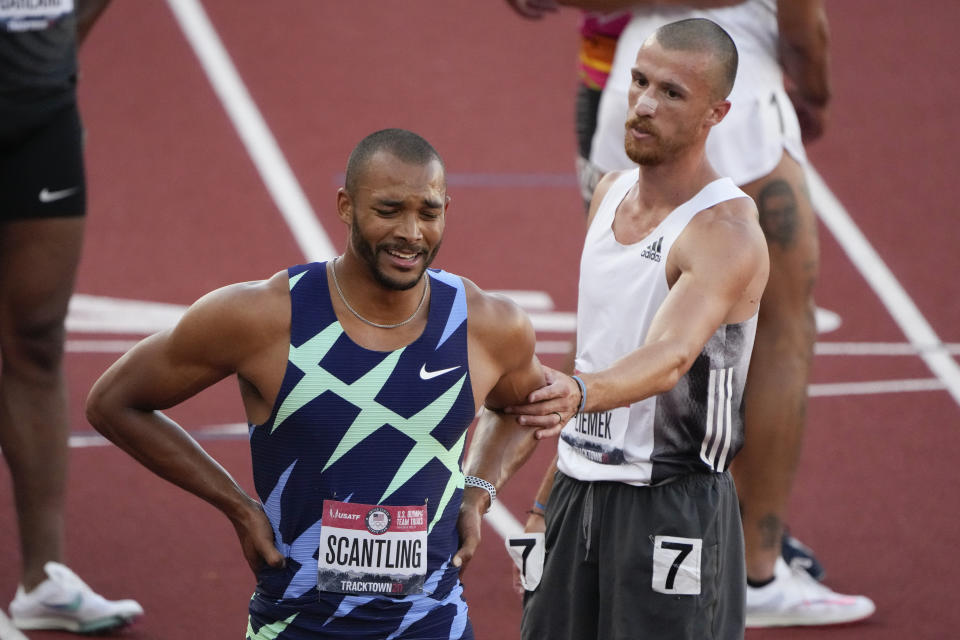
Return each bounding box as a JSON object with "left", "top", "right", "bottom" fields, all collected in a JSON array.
[
  {"left": 652, "top": 536, "right": 703, "bottom": 595},
  {"left": 505, "top": 533, "right": 544, "bottom": 591}
]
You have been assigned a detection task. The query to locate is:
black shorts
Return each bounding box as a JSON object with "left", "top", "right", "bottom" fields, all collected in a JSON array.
[
  {"left": 522, "top": 471, "right": 746, "bottom": 640},
  {"left": 574, "top": 83, "right": 602, "bottom": 160},
  {"left": 574, "top": 84, "right": 605, "bottom": 210},
  {"left": 0, "top": 101, "right": 86, "bottom": 221}
]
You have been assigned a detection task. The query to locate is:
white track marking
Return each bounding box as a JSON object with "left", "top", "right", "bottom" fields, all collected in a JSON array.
[
  {"left": 66, "top": 339, "right": 141, "bottom": 353},
  {"left": 531, "top": 338, "right": 960, "bottom": 358},
  {"left": 165, "top": 0, "right": 335, "bottom": 261},
  {"left": 69, "top": 423, "right": 249, "bottom": 449},
  {"left": 815, "top": 342, "right": 960, "bottom": 356},
  {"left": 527, "top": 311, "right": 577, "bottom": 333},
  {"left": 815, "top": 307, "right": 841, "bottom": 333},
  {"left": 809, "top": 378, "right": 945, "bottom": 397},
  {"left": 0, "top": 610, "right": 28, "bottom": 640},
  {"left": 808, "top": 166, "right": 960, "bottom": 408},
  {"left": 67, "top": 294, "right": 186, "bottom": 334},
  {"left": 485, "top": 502, "right": 524, "bottom": 539},
  {"left": 489, "top": 290, "right": 556, "bottom": 311},
  {"left": 534, "top": 340, "right": 573, "bottom": 355}
]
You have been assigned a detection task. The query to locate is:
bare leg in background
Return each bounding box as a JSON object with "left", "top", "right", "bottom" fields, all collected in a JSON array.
[
  {"left": 732, "top": 151, "right": 819, "bottom": 582},
  {"left": 0, "top": 216, "right": 85, "bottom": 590}
]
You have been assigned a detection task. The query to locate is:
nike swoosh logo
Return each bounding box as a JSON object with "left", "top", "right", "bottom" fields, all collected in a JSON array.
[
  {"left": 43, "top": 593, "right": 83, "bottom": 612},
  {"left": 39, "top": 187, "right": 79, "bottom": 203},
  {"left": 419, "top": 364, "right": 461, "bottom": 380}
]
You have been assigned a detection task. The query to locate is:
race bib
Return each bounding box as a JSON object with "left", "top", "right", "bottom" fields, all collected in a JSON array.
[
  {"left": 317, "top": 500, "right": 428, "bottom": 596},
  {"left": 505, "top": 533, "right": 544, "bottom": 591},
  {"left": 651, "top": 535, "right": 702, "bottom": 595}
]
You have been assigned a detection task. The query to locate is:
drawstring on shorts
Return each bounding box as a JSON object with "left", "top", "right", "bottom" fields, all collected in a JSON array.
[{"left": 582, "top": 483, "right": 595, "bottom": 560}]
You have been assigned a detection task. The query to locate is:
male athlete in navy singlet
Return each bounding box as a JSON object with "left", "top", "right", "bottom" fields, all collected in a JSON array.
[{"left": 86, "top": 129, "right": 549, "bottom": 639}]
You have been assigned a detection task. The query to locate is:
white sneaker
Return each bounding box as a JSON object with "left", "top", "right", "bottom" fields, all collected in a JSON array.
[
  {"left": 9, "top": 562, "right": 143, "bottom": 633},
  {"left": 746, "top": 557, "right": 875, "bottom": 627}
]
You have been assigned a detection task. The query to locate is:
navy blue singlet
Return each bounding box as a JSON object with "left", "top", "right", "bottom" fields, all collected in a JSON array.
[{"left": 247, "top": 262, "right": 477, "bottom": 640}]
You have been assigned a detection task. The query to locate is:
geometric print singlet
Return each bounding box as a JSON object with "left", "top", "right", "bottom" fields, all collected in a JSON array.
[{"left": 247, "top": 262, "right": 476, "bottom": 639}]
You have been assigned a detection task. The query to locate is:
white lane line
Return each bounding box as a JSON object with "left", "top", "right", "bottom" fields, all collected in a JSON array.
[
  {"left": 537, "top": 340, "right": 960, "bottom": 357},
  {"left": 808, "top": 167, "right": 960, "bottom": 408},
  {"left": 527, "top": 311, "right": 577, "bottom": 333},
  {"left": 165, "top": 0, "right": 335, "bottom": 262},
  {"left": 69, "top": 423, "right": 249, "bottom": 449},
  {"left": 524, "top": 307, "right": 840, "bottom": 342},
  {"left": 809, "top": 378, "right": 945, "bottom": 397},
  {"left": 66, "top": 339, "right": 140, "bottom": 353},
  {"left": 67, "top": 294, "right": 186, "bottom": 334},
  {"left": 489, "top": 290, "right": 556, "bottom": 311},
  {"left": 815, "top": 342, "right": 960, "bottom": 356},
  {"left": 0, "top": 609, "right": 29, "bottom": 640},
  {"left": 485, "top": 502, "right": 524, "bottom": 539},
  {"left": 535, "top": 340, "right": 573, "bottom": 355}
]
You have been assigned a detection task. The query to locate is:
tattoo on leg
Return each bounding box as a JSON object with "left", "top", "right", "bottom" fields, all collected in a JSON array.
[
  {"left": 757, "top": 513, "right": 782, "bottom": 550},
  {"left": 757, "top": 179, "right": 798, "bottom": 248}
]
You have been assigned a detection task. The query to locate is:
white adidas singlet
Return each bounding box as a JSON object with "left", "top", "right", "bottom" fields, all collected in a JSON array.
[
  {"left": 590, "top": 0, "right": 806, "bottom": 185},
  {"left": 558, "top": 170, "right": 758, "bottom": 486}
]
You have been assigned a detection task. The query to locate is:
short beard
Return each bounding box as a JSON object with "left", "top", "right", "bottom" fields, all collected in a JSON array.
[
  {"left": 625, "top": 138, "right": 666, "bottom": 166},
  {"left": 350, "top": 218, "right": 440, "bottom": 291},
  {"left": 624, "top": 125, "right": 666, "bottom": 166},
  {"left": 623, "top": 120, "right": 692, "bottom": 166}
]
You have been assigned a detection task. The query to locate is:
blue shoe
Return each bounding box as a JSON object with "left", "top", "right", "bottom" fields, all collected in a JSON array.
[{"left": 781, "top": 528, "right": 826, "bottom": 582}]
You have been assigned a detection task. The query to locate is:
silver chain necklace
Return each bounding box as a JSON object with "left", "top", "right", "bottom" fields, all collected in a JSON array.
[{"left": 331, "top": 257, "right": 428, "bottom": 329}]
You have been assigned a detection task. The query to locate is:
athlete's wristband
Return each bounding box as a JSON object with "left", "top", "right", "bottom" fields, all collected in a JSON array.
[
  {"left": 571, "top": 375, "right": 587, "bottom": 414},
  {"left": 463, "top": 475, "right": 497, "bottom": 512}
]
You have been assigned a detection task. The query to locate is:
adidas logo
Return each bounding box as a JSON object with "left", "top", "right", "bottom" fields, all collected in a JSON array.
[{"left": 641, "top": 236, "right": 663, "bottom": 262}]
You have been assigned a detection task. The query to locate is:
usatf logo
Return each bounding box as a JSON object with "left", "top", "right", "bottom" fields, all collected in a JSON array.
[{"left": 641, "top": 236, "right": 663, "bottom": 262}]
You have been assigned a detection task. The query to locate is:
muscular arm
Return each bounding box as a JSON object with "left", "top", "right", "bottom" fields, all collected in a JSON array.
[
  {"left": 453, "top": 291, "right": 545, "bottom": 570},
  {"left": 777, "top": 0, "right": 831, "bottom": 141},
  {"left": 509, "top": 201, "right": 768, "bottom": 425},
  {"left": 85, "top": 274, "right": 289, "bottom": 573},
  {"left": 583, "top": 213, "right": 766, "bottom": 409},
  {"left": 463, "top": 292, "right": 545, "bottom": 502}
]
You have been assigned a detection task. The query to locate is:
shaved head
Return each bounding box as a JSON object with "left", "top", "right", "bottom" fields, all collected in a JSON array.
[
  {"left": 345, "top": 128, "right": 445, "bottom": 198},
  {"left": 649, "top": 18, "right": 738, "bottom": 99}
]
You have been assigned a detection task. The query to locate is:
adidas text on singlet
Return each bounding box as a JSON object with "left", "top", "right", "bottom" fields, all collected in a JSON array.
[
  {"left": 247, "top": 262, "right": 476, "bottom": 640},
  {"left": 558, "top": 170, "right": 758, "bottom": 487}
]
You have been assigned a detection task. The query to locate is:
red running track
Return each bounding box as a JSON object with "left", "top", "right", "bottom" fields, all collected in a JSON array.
[{"left": 1, "top": 1, "right": 958, "bottom": 638}]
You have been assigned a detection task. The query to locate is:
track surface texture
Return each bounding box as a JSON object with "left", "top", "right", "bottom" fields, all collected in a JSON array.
[{"left": 1, "top": 1, "right": 958, "bottom": 638}]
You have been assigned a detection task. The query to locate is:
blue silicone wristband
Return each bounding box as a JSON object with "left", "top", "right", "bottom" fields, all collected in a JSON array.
[{"left": 571, "top": 375, "right": 587, "bottom": 414}]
